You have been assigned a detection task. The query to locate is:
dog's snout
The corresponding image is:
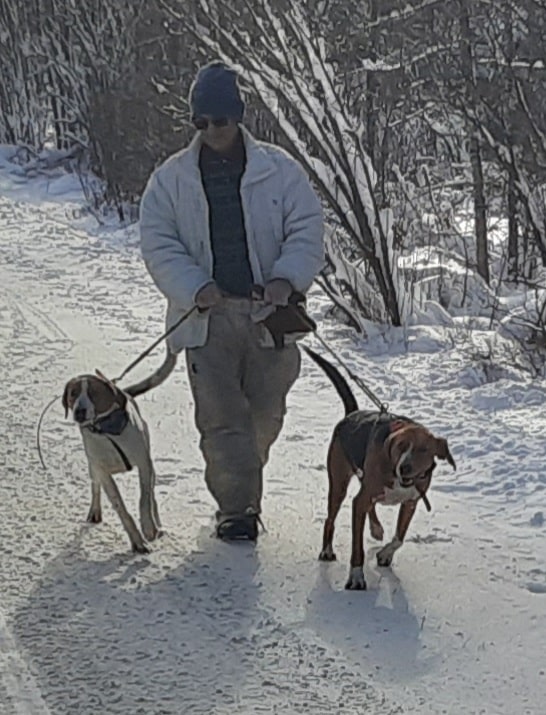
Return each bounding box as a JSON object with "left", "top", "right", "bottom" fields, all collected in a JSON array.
[
  {"left": 399, "top": 462, "right": 414, "bottom": 487},
  {"left": 74, "top": 407, "right": 87, "bottom": 422}
]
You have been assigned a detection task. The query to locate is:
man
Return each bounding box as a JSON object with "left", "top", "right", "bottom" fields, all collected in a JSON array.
[{"left": 139, "top": 61, "right": 324, "bottom": 541}]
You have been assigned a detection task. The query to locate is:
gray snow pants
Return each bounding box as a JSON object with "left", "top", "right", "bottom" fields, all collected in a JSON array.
[{"left": 185, "top": 297, "right": 301, "bottom": 517}]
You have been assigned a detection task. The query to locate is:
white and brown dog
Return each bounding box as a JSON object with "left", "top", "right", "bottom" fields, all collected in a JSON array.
[
  {"left": 62, "top": 347, "right": 176, "bottom": 553},
  {"left": 304, "top": 347, "right": 456, "bottom": 590}
]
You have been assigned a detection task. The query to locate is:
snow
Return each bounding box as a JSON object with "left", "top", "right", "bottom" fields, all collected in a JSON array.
[{"left": 0, "top": 152, "right": 545, "bottom": 714}]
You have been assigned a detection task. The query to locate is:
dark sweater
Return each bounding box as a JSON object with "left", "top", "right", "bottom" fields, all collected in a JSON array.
[{"left": 199, "top": 136, "right": 254, "bottom": 297}]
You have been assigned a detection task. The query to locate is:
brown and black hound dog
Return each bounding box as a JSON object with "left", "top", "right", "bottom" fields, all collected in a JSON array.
[
  {"left": 62, "top": 347, "right": 176, "bottom": 553},
  {"left": 304, "top": 346, "right": 456, "bottom": 590}
]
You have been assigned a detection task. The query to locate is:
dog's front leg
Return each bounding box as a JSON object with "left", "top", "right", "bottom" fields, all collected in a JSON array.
[
  {"left": 377, "top": 499, "right": 418, "bottom": 567},
  {"left": 345, "top": 488, "right": 370, "bottom": 590},
  {"left": 99, "top": 472, "right": 150, "bottom": 553},
  {"left": 368, "top": 504, "right": 384, "bottom": 541},
  {"left": 138, "top": 459, "right": 162, "bottom": 542},
  {"left": 86, "top": 465, "right": 102, "bottom": 523}
]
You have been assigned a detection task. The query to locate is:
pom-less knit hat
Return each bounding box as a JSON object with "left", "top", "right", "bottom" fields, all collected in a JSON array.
[{"left": 189, "top": 61, "right": 245, "bottom": 121}]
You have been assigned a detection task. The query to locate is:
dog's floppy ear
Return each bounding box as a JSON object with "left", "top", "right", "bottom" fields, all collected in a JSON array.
[
  {"left": 95, "top": 369, "right": 112, "bottom": 384},
  {"left": 62, "top": 380, "right": 73, "bottom": 418},
  {"left": 434, "top": 437, "right": 456, "bottom": 470},
  {"left": 95, "top": 369, "right": 127, "bottom": 409}
]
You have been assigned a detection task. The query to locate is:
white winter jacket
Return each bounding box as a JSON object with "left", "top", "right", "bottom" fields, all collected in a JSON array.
[{"left": 139, "top": 127, "right": 324, "bottom": 351}]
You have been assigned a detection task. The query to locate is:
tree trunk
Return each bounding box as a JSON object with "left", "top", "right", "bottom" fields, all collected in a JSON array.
[
  {"left": 365, "top": 0, "right": 379, "bottom": 169},
  {"left": 470, "top": 136, "right": 490, "bottom": 284},
  {"left": 507, "top": 166, "right": 518, "bottom": 279},
  {"left": 459, "top": 0, "right": 490, "bottom": 285},
  {"left": 504, "top": 3, "right": 518, "bottom": 281}
]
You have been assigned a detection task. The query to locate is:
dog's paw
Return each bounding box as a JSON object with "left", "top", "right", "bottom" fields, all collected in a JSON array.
[
  {"left": 376, "top": 539, "right": 401, "bottom": 567},
  {"left": 376, "top": 551, "right": 393, "bottom": 567},
  {"left": 132, "top": 541, "right": 151, "bottom": 555},
  {"left": 369, "top": 521, "right": 384, "bottom": 541},
  {"left": 142, "top": 525, "right": 163, "bottom": 542},
  {"left": 318, "top": 545, "right": 336, "bottom": 562},
  {"left": 345, "top": 568, "right": 367, "bottom": 590},
  {"left": 86, "top": 507, "right": 102, "bottom": 524}
]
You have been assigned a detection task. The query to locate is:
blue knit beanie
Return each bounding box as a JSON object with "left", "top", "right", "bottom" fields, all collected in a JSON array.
[{"left": 189, "top": 61, "right": 245, "bottom": 121}]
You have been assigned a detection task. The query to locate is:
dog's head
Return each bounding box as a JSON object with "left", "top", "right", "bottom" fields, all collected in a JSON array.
[
  {"left": 365, "top": 421, "right": 456, "bottom": 492},
  {"left": 62, "top": 370, "right": 126, "bottom": 424}
]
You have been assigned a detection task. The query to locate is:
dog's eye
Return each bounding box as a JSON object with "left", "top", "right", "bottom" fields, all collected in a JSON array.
[{"left": 414, "top": 446, "right": 428, "bottom": 455}]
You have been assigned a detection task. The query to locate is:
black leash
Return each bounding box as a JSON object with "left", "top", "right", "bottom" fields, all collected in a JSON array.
[
  {"left": 113, "top": 305, "right": 198, "bottom": 384},
  {"left": 293, "top": 305, "right": 389, "bottom": 413}
]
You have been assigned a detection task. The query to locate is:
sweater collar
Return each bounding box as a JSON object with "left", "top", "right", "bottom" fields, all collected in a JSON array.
[{"left": 183, "top": 125, "right": 276, "bottom": 185}]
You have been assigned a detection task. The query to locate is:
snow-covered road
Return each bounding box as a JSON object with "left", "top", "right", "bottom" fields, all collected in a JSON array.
[{"left": 0, "top": 165, "right": 544, "bottom": 714}]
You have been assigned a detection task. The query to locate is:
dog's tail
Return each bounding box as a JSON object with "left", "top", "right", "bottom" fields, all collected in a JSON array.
[
  {"left": 303, "top": 346, "right": 358, "bottom": 415},
  {"left": 123, "top": 346, "right": 177, "bottom": 397}
]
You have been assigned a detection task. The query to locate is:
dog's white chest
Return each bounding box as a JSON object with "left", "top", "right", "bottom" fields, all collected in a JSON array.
[
  {"left": 80, "top": 410, "right": 147, "bottom": 473},
  {"left": 382, "top": 484, "right": 420, "bottom": 505},
  {"left": 82, "top": 431, "right": 130, "bottom": 471}
]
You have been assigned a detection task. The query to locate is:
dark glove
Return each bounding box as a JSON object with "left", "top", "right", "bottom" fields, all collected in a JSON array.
[
  {"left": 252, "top": 285, "right": 316, "bottom": 348},
  {"left": 263, "top": 278, "right": 293, "bottom": 306},
  {"left": 195, "top": 281, "right": 223, "bottom": 310}
]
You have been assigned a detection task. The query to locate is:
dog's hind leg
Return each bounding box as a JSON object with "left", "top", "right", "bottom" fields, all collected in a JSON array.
[
  {"left": 86, "top": 465, "right": 102, "bottom": 523},
  {"left": 319, "top": 439, "right": 353, "bottom": 562},
  {"left": 151, "top": 468, "right": 162, "bottom": 531},
  {"left": 138, "top": 460, "right": 162, "bottom": 542},
  {"left": 98, "top": 470, "right": 149, "bottom": 553}
]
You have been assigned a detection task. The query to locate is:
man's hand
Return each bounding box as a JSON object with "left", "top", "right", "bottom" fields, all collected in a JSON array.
[
  {"left": 263, "top": 278, "right": 293, "bottom": 306},
  {"left": 195, "top": 281, "right": 223, "bottom": 310}
]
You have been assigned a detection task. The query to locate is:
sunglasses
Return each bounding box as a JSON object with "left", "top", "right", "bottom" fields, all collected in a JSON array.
[{"left": 192, "top": 116, "right": 231, "bottom": 130}]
